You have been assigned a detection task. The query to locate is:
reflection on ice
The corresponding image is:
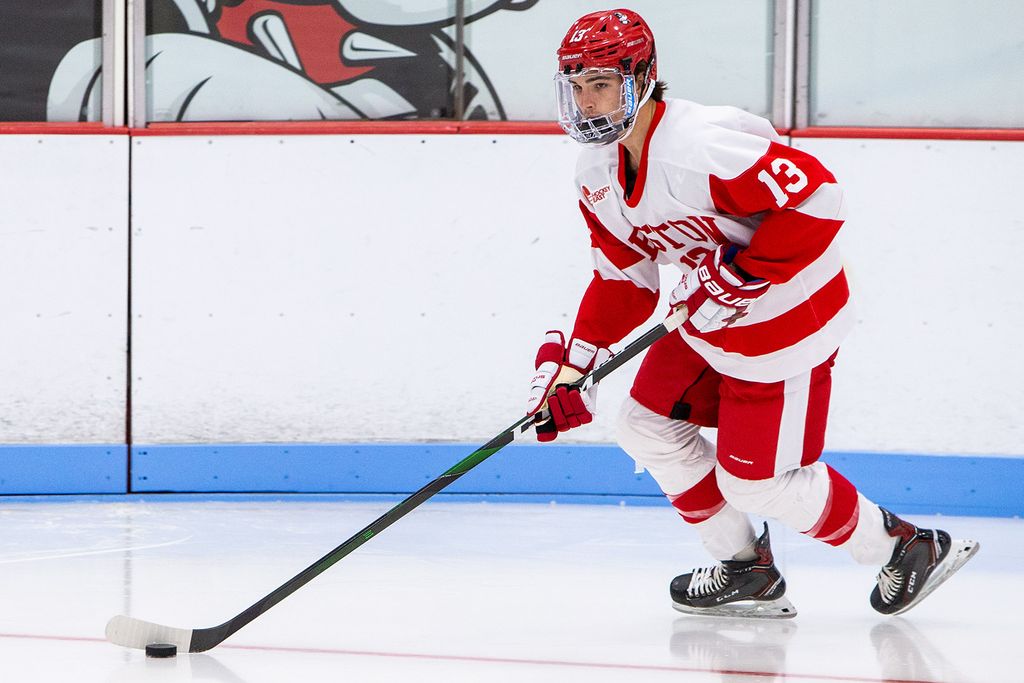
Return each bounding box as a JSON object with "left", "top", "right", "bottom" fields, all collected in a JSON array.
[
  {"left": 871, "top": 618, "right": 968, "bottom": 683},
  {"left": 670, "top": 617, "right": 797, "bottom": 681}
]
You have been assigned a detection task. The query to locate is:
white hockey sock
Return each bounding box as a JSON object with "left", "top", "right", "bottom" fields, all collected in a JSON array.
[
  {"left": 692, "top": 504, "right": 757, "bottom": 561},
  {"left": 840, "top": 495, "right": 899, "bottom": 565}
]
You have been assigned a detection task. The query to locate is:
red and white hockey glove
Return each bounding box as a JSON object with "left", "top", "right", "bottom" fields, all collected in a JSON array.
[
  {"left": 526, "top": 331, "right": 611, "bottom": 443},
  {"left": 670, "top": 244, "right": 770, "bottom": 334}
]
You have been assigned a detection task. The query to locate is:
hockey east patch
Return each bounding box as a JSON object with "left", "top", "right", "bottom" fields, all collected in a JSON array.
[{"left": 582, "top": 184, "right": 612, "bottom": 205}]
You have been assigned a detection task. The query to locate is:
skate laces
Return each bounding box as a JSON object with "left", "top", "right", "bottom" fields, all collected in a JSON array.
[
  {"left": 876, "top": 565, "right": 903, "bottom": 604},
  {"left": 687, "top": 564, "right": 728, "bottom": 598}
]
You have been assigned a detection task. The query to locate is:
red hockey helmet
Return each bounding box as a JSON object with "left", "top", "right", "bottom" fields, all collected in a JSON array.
[
  {"left": 554, "top": 9, "right": 657, "bottom": 145},
  {"left": 556, "top": 9, "right": 656, "bottom": 82}
]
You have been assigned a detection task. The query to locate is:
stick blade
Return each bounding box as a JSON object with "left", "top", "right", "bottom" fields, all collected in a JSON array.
[{"left": 105, "top": 614, "right": 193, "bottom": 651}]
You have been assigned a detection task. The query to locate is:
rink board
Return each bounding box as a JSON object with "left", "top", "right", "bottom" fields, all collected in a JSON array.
[
  {"left": 0, "top": 442, "right": 1018, "bottom": 518},
  {"left": 0, "top": 445, "right": 126, "bottom": 494},
  {"left": 127, "top": 443, "right": 1022, "bottom": 518}
]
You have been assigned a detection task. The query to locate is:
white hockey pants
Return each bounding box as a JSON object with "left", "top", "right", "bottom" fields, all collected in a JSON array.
[{"left": 617, "top": 397, "right": 895, "bottom": 565}]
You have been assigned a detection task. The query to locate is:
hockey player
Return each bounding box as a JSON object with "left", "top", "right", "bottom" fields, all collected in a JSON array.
[{"left": 526, "top": 8, "right": 978, "bottom": 618}]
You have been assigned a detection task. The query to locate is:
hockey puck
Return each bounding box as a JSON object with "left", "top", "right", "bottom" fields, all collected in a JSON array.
[{"left": 145, "top": 643, "right": 178, "bottom": 658}]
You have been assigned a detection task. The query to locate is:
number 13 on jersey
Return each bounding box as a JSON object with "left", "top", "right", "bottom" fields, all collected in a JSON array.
[{"left": 757, "top": 158, "right": 808, "bottom": 207}]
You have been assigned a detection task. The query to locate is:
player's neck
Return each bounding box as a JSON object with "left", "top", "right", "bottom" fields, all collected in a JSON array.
[{"left": 620, "top": 100, "right": 657, "bottom": 171}]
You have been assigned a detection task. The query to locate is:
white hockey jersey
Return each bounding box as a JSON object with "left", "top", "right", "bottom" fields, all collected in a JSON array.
[{"left": 570, "top": 98, "right": 853, "bottom": 383}]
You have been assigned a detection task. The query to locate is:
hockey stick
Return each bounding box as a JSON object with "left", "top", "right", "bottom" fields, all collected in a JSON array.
[{"left": 105, "top": 306, "right": 688, "bottom": 653}]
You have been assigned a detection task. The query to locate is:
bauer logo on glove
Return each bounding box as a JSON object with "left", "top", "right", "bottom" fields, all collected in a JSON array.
[
  {"left": 671, "top": 245, "right": 769, "bottom": 334},
  {"left": 525, "top": 331, "right": 611, "bottom": 442}
]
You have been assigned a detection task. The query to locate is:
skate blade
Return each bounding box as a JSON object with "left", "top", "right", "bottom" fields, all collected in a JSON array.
[
  {"left": 672, "top": 595, "right": 798, "bottom": 620},
  {"left": 891, "top": 538, "right": 980, "bottom": 616}
]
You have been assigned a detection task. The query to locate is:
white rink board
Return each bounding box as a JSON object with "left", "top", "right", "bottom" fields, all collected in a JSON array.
[
  {"left": 794, "top": 138, "right": 1024, "bottom": 456},
  {"left": 129, "top": 134, "right": 631, "bottom": 444},
  {"left": 130, "top": 133, "right": 1024, "bottom": 457},
  {"left": 0, "top": 135, "right": 128, "bottom": 443}
]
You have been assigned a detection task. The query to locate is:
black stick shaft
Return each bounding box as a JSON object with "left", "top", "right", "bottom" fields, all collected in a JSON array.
[{"left": 189, "top": 310, "right": 684, "bottom": 652}]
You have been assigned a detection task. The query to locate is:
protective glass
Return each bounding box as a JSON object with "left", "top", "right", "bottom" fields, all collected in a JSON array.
[{"left": 554, "top": 68, "right": 639, "bottom": 146}]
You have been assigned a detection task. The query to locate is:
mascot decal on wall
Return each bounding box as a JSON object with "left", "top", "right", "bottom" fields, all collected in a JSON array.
[{"left": 48, "top": 0, "right": 538, "bottom": 122}]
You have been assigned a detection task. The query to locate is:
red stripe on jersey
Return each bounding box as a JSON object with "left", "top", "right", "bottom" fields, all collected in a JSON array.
[
  {"left": 709, "top": 142, "right": 836, "bottom": 216},
  {"left": 668, "top": 468, "right": 726, "bottom": 523},
  {"left": 696, "top": 270, "right": 849, "bottom": 357},
  {"left": 802, "top": 352, "right": 836, "bottom": 467},
  {"left": 711, "top": 142, "right": 842, "bottom": 284},
  {"left": 805, "top": 465, "right": 860, "bottom": 547},
  {"left": 733, "top": 212, "right": 843, "bottom": 285},
  {"left": 617, "top": 101, "right": 666, "bottom": 208},
  {"left": 572, "top": 275, "right": 659, "bottom": 349},
  {"left": 579, "top": 201, "right": 648, "bottom": 272}
]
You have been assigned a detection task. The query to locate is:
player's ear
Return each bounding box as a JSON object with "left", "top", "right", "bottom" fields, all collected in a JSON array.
[{"left": 634, "top": 61, "right": 649, "bottom": 94}]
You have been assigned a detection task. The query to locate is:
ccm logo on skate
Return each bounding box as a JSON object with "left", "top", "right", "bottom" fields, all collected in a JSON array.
[
  {"left": 728, "top": 454, "right": 754, "bottom": 465},
  {"left": 583, "top": 185, "right": 612, "bottom": 205},
  {"left": 716, "top": 589, "right": 739, "bottom": 603},
  {"left": 907, "top": 571, "right": 917, "bottom": 594}
]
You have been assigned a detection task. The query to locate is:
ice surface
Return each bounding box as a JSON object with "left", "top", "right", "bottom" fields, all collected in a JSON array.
[{"left": 0, "top": 498, "right": 1017, "bottom": 682}]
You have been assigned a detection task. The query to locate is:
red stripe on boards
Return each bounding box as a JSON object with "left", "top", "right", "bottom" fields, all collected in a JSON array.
[
  {"left": 0, "top": 122, "right": 126, "bottom": 135},
  {"left": 134, "top": 120, "right": 563, "bottom": 136},
  {"left": 3, "top": 121, "right": 1019, "bottom": 141},
  {"left": 790, "top": 126, "right": 1024, "bottom": 141}
]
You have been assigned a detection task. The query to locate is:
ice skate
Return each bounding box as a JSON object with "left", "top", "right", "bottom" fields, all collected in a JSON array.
[
  {"left": 670, "top": 523, "right": 797, "bottom": 619},
  {"left": 870, "top": 508, "right": 979, "bottom": 616}
]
